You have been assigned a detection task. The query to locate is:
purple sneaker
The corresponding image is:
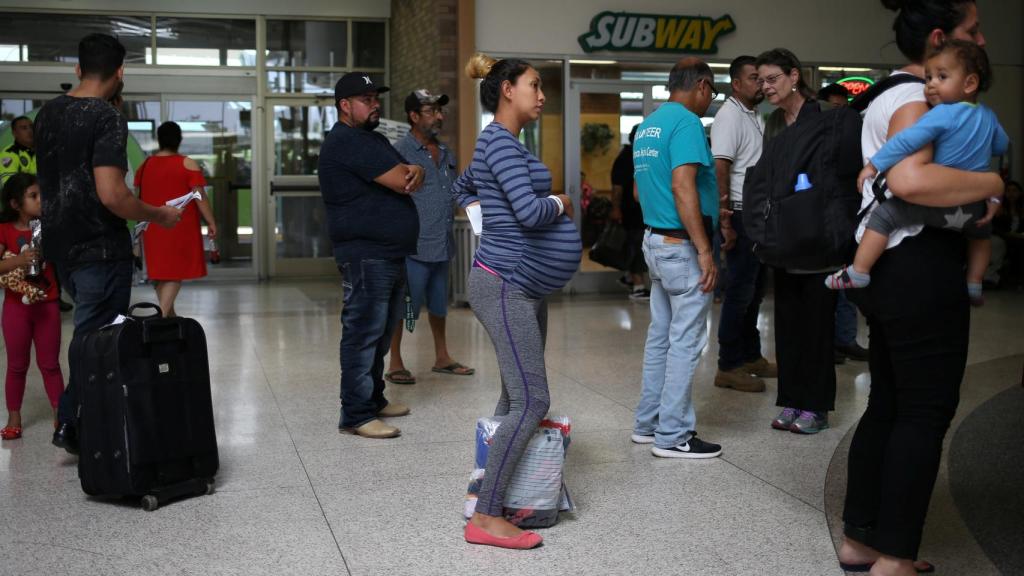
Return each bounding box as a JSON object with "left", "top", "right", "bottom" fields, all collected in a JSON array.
[
  {"left": 791, "top": 411, "right": 829, "bottom": 434},
  {"left": 771, "top": 407, "right": 799, "bottom": 431}
]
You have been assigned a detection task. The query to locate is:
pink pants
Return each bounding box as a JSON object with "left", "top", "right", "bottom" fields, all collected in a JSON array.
[{"left": 2, "top": 298, "right": 64, "bottom": 411}]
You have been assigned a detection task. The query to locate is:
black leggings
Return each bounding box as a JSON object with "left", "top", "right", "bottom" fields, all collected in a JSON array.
[
  {"left": 842, "top": 228, "right": 970, "bottom": 560},
  {"left": 773, "top": 268, "right": 837, "bottom": 412}
]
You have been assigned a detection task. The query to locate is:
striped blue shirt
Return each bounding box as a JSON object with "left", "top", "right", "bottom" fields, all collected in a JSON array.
[{"left": 454, "top": 122, "right": 581, "bottom": 297}]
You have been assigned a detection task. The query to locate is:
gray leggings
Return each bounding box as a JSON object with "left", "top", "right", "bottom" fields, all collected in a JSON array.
[
  {"left": 867, "top": 197, "right": 991, "bottom": 239},
  {"left": 468, "top": 266, "right": 551, "bottom": 517}
]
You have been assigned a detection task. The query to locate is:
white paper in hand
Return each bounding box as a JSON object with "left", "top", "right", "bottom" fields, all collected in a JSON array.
[
  {"left": 166, "top": 190, "right": 202, "bottom": 209},
  {"left": 466, "top": 203, "right": 483, "bottom": 236},
  {"left": 132, "top": 191, "right": 201, "bottom": 241}
]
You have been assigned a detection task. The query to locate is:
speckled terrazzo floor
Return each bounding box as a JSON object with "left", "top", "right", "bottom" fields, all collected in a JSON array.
[{"left": 1, "top": 280, "right": 1021, "bottom": 575}]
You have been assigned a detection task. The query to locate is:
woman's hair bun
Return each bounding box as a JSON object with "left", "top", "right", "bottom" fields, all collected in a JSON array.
[
  {"left": 465, "top": 53, "right": 497, "bottom": 80},
  {"left": 880, "top": 0, "right": 906, "bottom": 11}
]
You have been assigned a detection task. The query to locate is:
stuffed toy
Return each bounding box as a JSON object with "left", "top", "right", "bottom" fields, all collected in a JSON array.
[{"left": 0, "top": 250, "right": 48, "bottom": 305}]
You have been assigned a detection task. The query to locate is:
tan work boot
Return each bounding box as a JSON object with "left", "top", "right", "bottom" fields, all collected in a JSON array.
[
  {"left": 742, "top": 357, "right": 778, "bottom": 378},
  {"left": 714, "top": 368, "right": 766, "bottom": 392},
  {"left": 377, "top": 402, "right": 411, "bottom": 418},
  {"left": 343, "top": 419, "right": 401, "bottom": 439}
]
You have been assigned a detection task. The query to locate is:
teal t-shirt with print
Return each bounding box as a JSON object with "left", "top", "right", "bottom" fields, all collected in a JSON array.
[{"left": 633, "top": 102, "right": 718, "bottom": 230}]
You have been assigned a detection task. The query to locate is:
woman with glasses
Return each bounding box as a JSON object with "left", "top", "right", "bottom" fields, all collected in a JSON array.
[{"left": 753, "top": 48, "right": 839, "bottom": 436}]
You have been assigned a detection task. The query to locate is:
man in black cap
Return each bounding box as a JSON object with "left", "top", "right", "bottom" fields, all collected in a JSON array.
[
  {"left": 384, "top": 89, "right": 475, "bottom": 385},
  {"left": 319, "top": 72, "right": 424, "bottom": 439}
]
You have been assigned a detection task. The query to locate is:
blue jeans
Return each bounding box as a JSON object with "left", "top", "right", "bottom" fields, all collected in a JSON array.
[
  {"left": 834, "top": 290, "right": 858, "bottom": 347},
  {"left": 717, "top": 211, "right": 766, "bottom": 370},
  {"left": 54, "top": 259, "right": 134, "bottom": 426},
  {"left": 634, "top": 230, "right": 712, "bottom": 449},
  {"left": 338, "top": 258, "right": 406, "bottom": 429}
]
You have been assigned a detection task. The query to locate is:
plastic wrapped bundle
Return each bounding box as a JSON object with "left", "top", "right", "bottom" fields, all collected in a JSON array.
[{"left": 464, "top": 416, "right": 574, "bottom": 528}]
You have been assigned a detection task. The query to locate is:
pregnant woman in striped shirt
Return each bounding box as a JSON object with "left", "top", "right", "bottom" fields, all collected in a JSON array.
[{"left": 456, "top": 53, "right": 582, "bottom": 550}]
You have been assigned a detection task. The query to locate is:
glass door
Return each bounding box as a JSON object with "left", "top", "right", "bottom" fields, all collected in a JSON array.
[
  {"left": 565, "top": 81, "right": 657, "bottom": 288},
  {"left": 265, "top": 96, "right": 337, "bottom": 276}
]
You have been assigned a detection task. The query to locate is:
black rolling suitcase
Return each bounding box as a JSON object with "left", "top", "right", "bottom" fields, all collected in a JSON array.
[{"left": 77, "top": 303, "right": 219, "bottom": 511}]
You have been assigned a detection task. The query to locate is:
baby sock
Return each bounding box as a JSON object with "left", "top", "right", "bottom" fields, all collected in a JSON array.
[{"left": 825, "top": 266, "right": 870, "bottom": 290}]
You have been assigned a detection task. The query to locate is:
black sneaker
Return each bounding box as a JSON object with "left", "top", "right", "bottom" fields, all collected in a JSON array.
[
  {"left": 617, "top": 274, "right": 634, "bottom": 289},
  {"left": 835, "top": 342, "right": 869, "bottom": 362},
  {"left": 651, "top": 433, "right": 722, "bottom": 459},
  {"left": 628, "top": 288, "right": 651, "bottom": 302},
  {"left": 51, "top": 422, "right": 79, "bottom": 455}
]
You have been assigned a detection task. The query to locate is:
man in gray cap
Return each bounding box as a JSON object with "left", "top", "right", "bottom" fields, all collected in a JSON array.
[
  {"left": 319, "top": 72, "right": 424, "bottom": 439},
  {"left": 385, "top": 90, "right": 475, "bottom": 385}
]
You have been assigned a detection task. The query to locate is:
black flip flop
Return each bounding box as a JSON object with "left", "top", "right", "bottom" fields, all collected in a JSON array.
[{"left": 839, "top": 560, "right": 935, "bottom": 573}]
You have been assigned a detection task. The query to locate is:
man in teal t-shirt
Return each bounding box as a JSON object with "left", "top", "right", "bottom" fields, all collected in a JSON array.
[{"left": 630, "top": 57, "right": 723, "bottom": 460}]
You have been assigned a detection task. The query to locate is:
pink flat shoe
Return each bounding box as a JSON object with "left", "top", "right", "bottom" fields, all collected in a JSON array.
[{"left": 464, "top": 521, "right": 543, "bottom": 550}]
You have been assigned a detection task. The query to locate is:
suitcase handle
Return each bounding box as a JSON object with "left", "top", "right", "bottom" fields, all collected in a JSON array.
[
  {"left": 129, "top": 302, "right": 164, "bottom": 319},
  {"left": 143, "top": 320, "right": 186, "bottom": 344}
]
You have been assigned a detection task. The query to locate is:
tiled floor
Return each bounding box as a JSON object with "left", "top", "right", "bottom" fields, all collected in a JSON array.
[{"left": 0, "top": 280, "right": 1020, "bottom": 576}]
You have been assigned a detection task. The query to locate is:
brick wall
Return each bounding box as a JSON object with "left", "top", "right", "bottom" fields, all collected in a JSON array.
[{"left": 389, "top": 0, "right": 461, "bottom": 156}]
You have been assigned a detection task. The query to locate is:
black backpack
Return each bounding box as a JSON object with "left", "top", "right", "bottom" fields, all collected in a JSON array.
[{"left": 742, "top": 75, "right": 925, "bottom": 270}]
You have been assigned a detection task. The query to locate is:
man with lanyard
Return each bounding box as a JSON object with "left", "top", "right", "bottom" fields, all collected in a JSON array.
[
  {"left": 710, "top": 55, "right": 778, "bottom": 394},
  {"left": 319, "top": 73, "right": 424, "bottom": 439},
  {"left": 630, "top": 57, "right": 722, "bottom": 459},
  {"left": 385, "top": 89, "right": 474, "bottom": 385},
  {"left": 0, "top": 116, "right": 36, "bottom": 184}
]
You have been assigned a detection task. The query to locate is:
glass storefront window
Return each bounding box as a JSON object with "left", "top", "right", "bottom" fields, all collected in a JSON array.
[
  {"left": 115, "top": 99, "right": 161, "bottom": 156},
  {"left": 154, "top": 17, "right": 256, "bottom": 66},
  {"left": 352, "top": 21, "right": 386, "bottom": 69},
  {"left": 267, "top": 20, "right": 347, "bottom": 68},
  {"left": 267, "top": 71, "right": 384, "bottom": 94},
  {"left": 0, "top": 12, "right": 149, "bottom": 64}
]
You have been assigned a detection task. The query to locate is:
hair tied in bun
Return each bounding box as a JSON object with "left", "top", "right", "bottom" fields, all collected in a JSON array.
[{"left": 466, "top": 53, "right": 497, "bottom": 80}]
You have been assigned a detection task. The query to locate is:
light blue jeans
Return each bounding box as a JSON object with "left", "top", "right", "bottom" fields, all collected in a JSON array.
[{"left": 633, "top": 230, "right": 711, "bottom": 449}]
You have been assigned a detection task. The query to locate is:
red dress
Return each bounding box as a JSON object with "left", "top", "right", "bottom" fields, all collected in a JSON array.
[{"left": 135, "top": 155, "right": 208, "bottom": 281}]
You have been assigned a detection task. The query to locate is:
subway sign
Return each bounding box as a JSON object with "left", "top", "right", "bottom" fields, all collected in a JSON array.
[{"left": 578, "top": 11, "right": 736, "bottom": 54}]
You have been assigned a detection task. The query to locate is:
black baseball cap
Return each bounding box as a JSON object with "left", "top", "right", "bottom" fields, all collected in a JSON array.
[
  {"left": 404, "top": 89, "right": 450, "bottom": 113},
  {"left": 334, "top": 72, "right": 390, "bottom": 102}
]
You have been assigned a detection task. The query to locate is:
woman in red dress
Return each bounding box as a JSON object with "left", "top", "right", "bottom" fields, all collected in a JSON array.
[{"left": 135, "top": 122, "right": 217, "bottom": 317}]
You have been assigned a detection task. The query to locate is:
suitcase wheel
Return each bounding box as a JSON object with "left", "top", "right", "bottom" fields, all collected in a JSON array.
[
  {"left": 141, "top": 495, "right": 159, "bottom": 512},
  {"left": 204, "top": 481, "right": 216, "bottom": 496}
]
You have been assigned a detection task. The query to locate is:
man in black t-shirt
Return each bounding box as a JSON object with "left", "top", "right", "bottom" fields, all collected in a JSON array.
[
  {"left": 610, "top": 124, "right": 649, "bottom": 300},
  {"left": 319, "top": 72, "right": 424, "bottom": 439},
  {"left": 37, "top": 34, "right": 181, "bottom": 453}
]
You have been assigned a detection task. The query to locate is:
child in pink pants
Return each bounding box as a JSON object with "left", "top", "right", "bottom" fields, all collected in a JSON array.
[{"left": 0, "top": 173, "right": 64, "bottom": 440}]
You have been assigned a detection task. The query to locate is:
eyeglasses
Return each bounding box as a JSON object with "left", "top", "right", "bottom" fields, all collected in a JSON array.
[
  {"left": 757, "top": 72, "right": 785, "bottom": 86},
  {"left": 418, "top": 106, "right": 445, "bottom": 116},
  {"left": 703, "top": 79, "right": 720, "bottom": 100}
]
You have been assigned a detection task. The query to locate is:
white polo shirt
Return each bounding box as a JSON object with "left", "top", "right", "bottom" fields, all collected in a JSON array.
[{"left": 711, "top": 96, "right": 765, "bottom": 204}]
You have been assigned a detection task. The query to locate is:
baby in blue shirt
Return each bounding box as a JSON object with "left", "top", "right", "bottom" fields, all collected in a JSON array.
[{"left": 827, "top": 40, "right": 1008, "bottom": 304}]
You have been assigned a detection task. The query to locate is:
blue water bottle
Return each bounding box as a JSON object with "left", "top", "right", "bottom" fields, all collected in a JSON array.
[{"left": 795, "top": 173, "right": 812, "bottom": 192}]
